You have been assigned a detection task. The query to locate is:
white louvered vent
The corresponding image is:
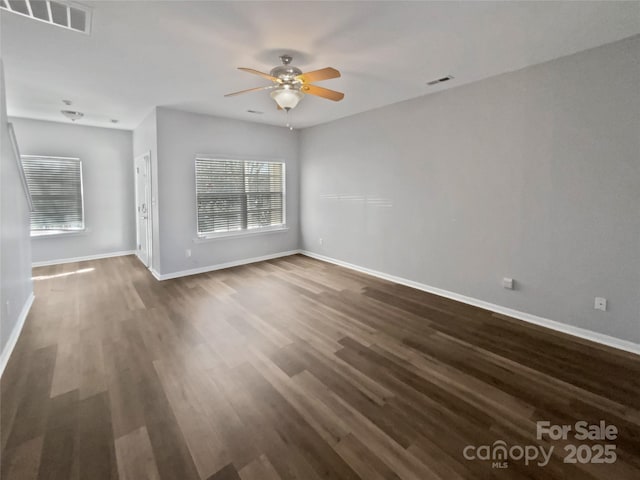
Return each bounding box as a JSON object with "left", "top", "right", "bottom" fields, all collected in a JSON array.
[{"left": 1, "top": 1, "right": 91, "bottom": 34}]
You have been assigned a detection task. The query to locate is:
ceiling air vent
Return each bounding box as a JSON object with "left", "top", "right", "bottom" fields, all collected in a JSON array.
[
  {"left": 426, "top": 75, "right": 454, "bottom": 86},
  {"left": 0, "top": 0, "right": 91, "bottom": 34}
]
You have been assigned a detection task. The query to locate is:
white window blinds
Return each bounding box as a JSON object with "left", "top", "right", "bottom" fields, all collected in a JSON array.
[
  {"left": 21, "top": 156, "right": 84, "bottom": 234},
  {"left": 195, "top": 158, "right": 285, "bottom": 235}
]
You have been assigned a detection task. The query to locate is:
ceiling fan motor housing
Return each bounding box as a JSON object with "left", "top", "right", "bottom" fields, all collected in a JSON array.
[
  {"left": 269, "top": 54, "right": 302, "bottom": 84},
  {"left": 270, "top": 65, "right": 303, "bottom": 83}
]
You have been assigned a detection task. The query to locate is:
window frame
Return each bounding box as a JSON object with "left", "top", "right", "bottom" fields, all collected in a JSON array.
[
  {"left": 21, "top": 155, "right": 86, "bottom": 237},
  {"left": 194, "top": 155, "right": 287, "bottom": 240}
]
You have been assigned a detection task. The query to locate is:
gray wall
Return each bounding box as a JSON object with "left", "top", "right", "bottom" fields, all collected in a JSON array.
[
  {"left": 133, "top": 108, "right": 161, "bottom": 272},
  {"left": 11, "top": 118, "right": 135, "bottom": 264},
  {"left": 300, "top": 36, "right": 640, "bottom": 343},
  {"left": 155, "top": 107, "right": 300, "bottom": 275},
  {"left": 0, "top": 62, "right": 32, "bottom": 357}
]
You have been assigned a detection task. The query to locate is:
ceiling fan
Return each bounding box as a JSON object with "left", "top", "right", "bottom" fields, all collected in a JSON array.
[{"left": 224, "top": 55, "right": 344, "bottom": 111}]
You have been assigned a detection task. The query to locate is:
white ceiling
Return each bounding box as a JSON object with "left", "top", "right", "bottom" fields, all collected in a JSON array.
[{"left": 2, "top": 1, "right": 639, "bottom": 130}]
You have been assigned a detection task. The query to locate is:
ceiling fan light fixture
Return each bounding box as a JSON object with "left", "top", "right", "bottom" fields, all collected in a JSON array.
[{"left": 270, "top": 86, "right": 304, "bottom": 110}]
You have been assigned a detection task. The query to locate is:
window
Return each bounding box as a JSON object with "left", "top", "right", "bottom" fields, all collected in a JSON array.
[
  {"left": 195, "top": 157, "right": 285, "bottom": 236},
  {"left": 21, "top": 156, "right": 84, "bottom": 236}
]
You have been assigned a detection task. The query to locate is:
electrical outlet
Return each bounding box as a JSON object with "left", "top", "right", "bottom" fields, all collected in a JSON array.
[
  {"left": 319, "top": 238, "right": 323, "bottom": 246},
  {"left": 594, "top": 297, "right": 607, "bottom": 312},
  {"left": 5, "top": 300, "right": 10, "bottom": 316},
  {"left": 502, "top": 277, "right": 514, "bottom": 290},
  {"left": 185, "top": 249, "right": 191, "bottom": 258}
]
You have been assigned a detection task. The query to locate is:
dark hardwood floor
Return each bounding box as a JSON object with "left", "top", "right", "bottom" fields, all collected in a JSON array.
[{"left": 1, "top": 254, "right": 639, "bottom": 479}]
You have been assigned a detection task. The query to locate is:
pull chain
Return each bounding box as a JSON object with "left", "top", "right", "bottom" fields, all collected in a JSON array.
[{"left": 285, "top": 108, "right": 294, "bottom": 131}]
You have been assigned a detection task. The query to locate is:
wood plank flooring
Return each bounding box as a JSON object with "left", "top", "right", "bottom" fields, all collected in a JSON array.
[{"left": 2, "top": 254, "right": 639, "bottom": 479}]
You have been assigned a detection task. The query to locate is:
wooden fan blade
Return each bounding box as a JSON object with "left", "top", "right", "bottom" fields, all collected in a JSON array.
[
  {"left": 238, "top": 67, "right": 279, "bottom": 82},
  {"left": 224, "top": 85, "right": 275, "bottom": 97},
  {"left": 295, "top": 67, "right": 341, "bottom": 84},
  {"left": 301, "top": 84, "right": 344, "bottom": 101}
]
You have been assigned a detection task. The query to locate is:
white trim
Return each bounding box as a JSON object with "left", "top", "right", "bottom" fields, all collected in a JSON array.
[
  {"left": 22, "top": 155, "right": 85, "bottom": 233},
  {"left": 195, "top": 153, "right": 286, "bottom": 164},
  {"left": 8, "top": 123, "right": 33, "bottom": 212},
  {"left": 32, "top": 250, "right": 135, "bottom": 267},
  {"left": 31, "top": 228, "right": 88, "bottom": 238},
  {"left": 300, "top": 250, "right": 640, "bottom": 356},
  {"left": 134, "top": 151, "right": 152, "bottom": 268},
  {"left": 150, "top": 268, "right": 163, "bottom": 281},
  {"left": 21, "top": 155, "right": 80, "bottom": 161},
  {"left": 0, "top": 293, "right": 35, "bottom": 378},
  {"left": 194, "top": 226, "right": 289, "bottom": 242},
  {"left": 194, "top": 155, "right": 287, "bottom": 239},
  {"left": 152, "top": 250, "right": 301, "bottom": 281}
]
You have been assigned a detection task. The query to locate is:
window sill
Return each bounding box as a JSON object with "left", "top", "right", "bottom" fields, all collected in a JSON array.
[
  {"left": 31, "top": 229, "right": 88, "bottom": 239},
  {"left": 194, "top": 226, "right": 289, "bottom": 243}
]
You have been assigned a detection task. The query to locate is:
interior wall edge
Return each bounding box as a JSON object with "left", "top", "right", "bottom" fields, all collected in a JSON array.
[
  {"left": 152, "top": 249, "right": 302, "bottom": 281},
  {"left": 300, "top": 250, "right": 640, "bottom": 356},
  {"left": 31, "top": 249, "right": 136, "bottom": 267},
  {"left": 0, "top": 292, "right": 34, "bottom": 378}
]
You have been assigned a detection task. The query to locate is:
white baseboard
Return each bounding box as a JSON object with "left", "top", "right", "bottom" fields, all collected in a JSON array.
[
  {"left": 301, "top": 250, "right": 640, "bottom": 356},
  {"left": 0, "top": 292, "right": 35, "bottom": 378},
  {"left": 152, "top": 250, "right": 302, "bottom": 281},
  {"left": 32, "top": 250, "right": 136, "bottom": 267},
  {"left": 150, "top": 268, "right": 163, "bottom": 281}
]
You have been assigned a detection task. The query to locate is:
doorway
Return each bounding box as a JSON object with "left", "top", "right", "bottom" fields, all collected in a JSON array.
[{"left": 134, "top": 152, "right": 152, "bottom": 268}]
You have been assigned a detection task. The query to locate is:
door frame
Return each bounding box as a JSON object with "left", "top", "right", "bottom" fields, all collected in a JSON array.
[{"left": 134, "top": 151, "right": 153, "bottom": 269}]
